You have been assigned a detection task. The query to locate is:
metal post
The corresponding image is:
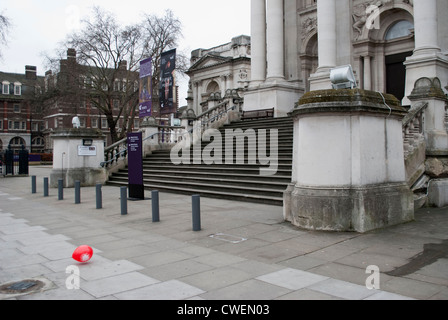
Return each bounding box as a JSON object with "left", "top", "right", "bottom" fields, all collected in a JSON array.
[
  {"left": 120, "top": 187, "right": 127, "bottom": 215},
  {"left": 152, "top": 190, "right": 160, "bottom": 222},
  {"left": 96, "top": 184, "right": 102, "bottom": 209},
  {"left": 31, "top": 176, "right": 36, "bottom": 194},
  {"left": 192, "top": 195, "right": 201, "bottom": 231},
  {"left": 58, "top": 179, "right": 64, "bottom": 201},
  {"left": 75, "top": 181, "right": 81, "bottom": 204},
  {"left": 43, "top": 177, "right": 49, "bottom": 197}
]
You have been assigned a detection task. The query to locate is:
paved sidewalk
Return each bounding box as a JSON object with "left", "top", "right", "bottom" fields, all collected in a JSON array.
[{"left": 0, "top": 166, "right": 447, "bottom": 300}]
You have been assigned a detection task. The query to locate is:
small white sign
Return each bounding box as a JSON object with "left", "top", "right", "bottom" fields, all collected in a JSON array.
[{"left": 78, "top": 146, "right": 97, "bottom": 156}]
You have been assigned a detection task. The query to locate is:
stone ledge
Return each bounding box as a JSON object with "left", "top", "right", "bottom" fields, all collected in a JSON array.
[{"left": 292, "top": 89, "right": 407, "bottom": 118}]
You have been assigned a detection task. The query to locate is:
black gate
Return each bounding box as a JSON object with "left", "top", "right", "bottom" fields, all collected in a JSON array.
[{"left": 1, "top": 146, "right": 29, "bottom": 176}]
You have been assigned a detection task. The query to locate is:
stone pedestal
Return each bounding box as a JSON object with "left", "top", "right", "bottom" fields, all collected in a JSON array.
[
  {"left": 403, "top": 0, "right": 448, "bottom": 104},
  {"left": 243, "top": 82, "right": 301, "bottom": 117},
  {"left": 408, "top": 77, "right": 448, "bottom": 156},
  {"left": 284, "top": 89, "right": 414, "bottom": 233},
  {"left": 50, "top": 129, "right": 106, "bottom": 188}
]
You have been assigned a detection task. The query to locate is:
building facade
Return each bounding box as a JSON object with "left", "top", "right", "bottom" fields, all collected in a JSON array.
[
  {"left": 243, "top": 0, "right": 448, "bottom": 116},
  {"left": 42, "top": 49, "right": 141, "bottom": 150},
  {"left": 186, "top": 35, "right": 251, "bottom": 116},
  {"left": 0, "top": 66, "right": 45, "bottom": 154}
]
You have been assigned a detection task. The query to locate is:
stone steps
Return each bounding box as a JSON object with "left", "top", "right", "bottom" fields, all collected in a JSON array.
[{"left": 107, "top": 117, "right": 293, "bottom": 206}]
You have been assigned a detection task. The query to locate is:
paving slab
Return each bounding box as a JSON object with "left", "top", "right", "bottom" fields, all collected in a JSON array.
[
  {"left": 0, "top": 167, "right": 447, "bottom": 301},
  {"left": 256, "top": 268, "right": 329, "bottom": 290}
]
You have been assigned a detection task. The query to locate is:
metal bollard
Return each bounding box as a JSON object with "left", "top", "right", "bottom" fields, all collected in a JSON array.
[
  {"left": 75, "top": 181, "right": 81, "bottom": 204},
  {"left": 152, "top": 190, "right": 160, "bottom": 222},
  {"left": 96, "top": 184, "right": 102, "bottom": 209},
  {"left": 43, "top": 177, "right": 49, "bottom": 197},
  {"left": 31, "top": 176, "right": 36, "bottom": 194},
  {"left": 58, "top": 179, "right": 64, "bottom": 201},
  {"left": 192, "top": 195, "right": 201, "bottom": 232},
  {"left": 120, "top": 187, "right": 127, "bottom": 215}
]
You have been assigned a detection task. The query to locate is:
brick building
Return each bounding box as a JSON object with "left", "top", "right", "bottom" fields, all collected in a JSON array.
[
  {"left": 42, "top": 49, "right": 141, "bottom": 150},
  {"left": 0, "top": 66, "right": 45, "bottom": 154}
]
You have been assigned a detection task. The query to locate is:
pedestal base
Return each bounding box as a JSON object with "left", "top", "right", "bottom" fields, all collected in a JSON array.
[
  {"left": 50, "top": 168, "right": 107, "bottom": 188},
  {"left": 244, "top": 82, "right": 302, "bottom": 117},
  {"left": 288, "top": 183, "right": 414, "bottom": 233}
]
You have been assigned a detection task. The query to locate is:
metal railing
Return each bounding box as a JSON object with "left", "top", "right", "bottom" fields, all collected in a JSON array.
[{"left": 100, "top": 102, "right": 241, "bottom": 169}]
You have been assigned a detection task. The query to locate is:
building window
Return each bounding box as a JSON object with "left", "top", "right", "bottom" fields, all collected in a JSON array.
[
  {"left": 113, "top": 100, "right": 120, "bottom": 110},
  {"left": 11, "top": 121, "right": 26, "bottom": 130},
  {"left": 92, "top": 118, "right": 98, "bottom": 128},
  {"left": 32, "top": 137, "right": 45, "bottom": 147},
  {"left": 13, "top": 104, "right": 21, "bottom": 113},
  {"left": 385, "top": 20, "right": 414, "bottom": 41},
  {"left": 101, "top": 118, "right": 107, "bottom": 129},
  {"left": 10, "top": 137, "right": 26, "bottom": 147},
  {"left": 79, "top": 118, "right": 86, "bottom": 128},
  {"left": 14, "top": 83, "right": 22, "bottom": 96},
  {"left": 2, "top": 81, "right": 10, "bottom": 94},
  {"left": 114, "top": 80, "right": 121, "bottom": 91}
]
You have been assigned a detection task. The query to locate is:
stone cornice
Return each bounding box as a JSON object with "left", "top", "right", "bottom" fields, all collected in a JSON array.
[{"left": 292, "top": 89, "right": 407, "bottom": 118}]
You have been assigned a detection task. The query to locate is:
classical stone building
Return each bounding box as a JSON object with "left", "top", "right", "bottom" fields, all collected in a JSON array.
[
  {"left": 186, "top": 35, "right": 251, "bottom": 117},
  {"left": 243, "top": 0, "right": 448, "bottom": 116}
]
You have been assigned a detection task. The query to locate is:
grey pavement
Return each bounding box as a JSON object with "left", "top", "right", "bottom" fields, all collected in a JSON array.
[{"left": 0, "top": 166, "right": 447, "bottom": 300}]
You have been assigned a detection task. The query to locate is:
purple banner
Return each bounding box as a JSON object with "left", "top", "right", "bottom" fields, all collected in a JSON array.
[
  {"left": 139, "top": 57, "right": 153, "bottom": 118},
  {"left": 159, "top": 49, "right": 177, "bottom": 115},
  {"left": 127, "top": 132, "right": 144, "bottom": 199}
]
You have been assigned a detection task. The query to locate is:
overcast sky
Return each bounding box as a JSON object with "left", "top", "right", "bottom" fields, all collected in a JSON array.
[{"left": 0, "top": 0, "right": 251, "bottom": 106}]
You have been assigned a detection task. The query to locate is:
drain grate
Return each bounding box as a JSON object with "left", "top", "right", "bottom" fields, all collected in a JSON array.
[
  {"left": 0, "top": 280, "right": 44, "bottom": 295},
  {"left": 7, "top": 281, "right": 37, "bottom": 291}
]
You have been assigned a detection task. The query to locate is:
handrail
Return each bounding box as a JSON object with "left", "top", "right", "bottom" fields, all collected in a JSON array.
[
  {"left": 101, "top": 100, "right": 240, "bottom": 168},
  {"left": 402, "top": 102, "right": 428, "bottom": 127},
  {"left": 402, "top": 102, "right": 428, "bottom": 158}
]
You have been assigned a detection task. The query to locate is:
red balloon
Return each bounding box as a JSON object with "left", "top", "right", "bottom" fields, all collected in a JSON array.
[{"left": 72, "top": 245, "right": 93, "bottom": 263}]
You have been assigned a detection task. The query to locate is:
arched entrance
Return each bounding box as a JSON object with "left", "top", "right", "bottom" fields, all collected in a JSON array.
[
  {"left": 384, "top": 20, "right": 414, "bottom": 102},
  {"left": 9, "top": 137, "right": 26, "bottom": 152},
  {"left": 301, "top": 33, "right": 318, "bottom": 92},
  {"left": 353, "top": 6, "right": 415, "bottom": 102}
]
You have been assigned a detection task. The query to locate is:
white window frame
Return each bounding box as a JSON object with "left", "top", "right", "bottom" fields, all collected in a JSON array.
[
  {"left": 2, "top": 81, "right": 10, "bottom": 95},
  {"left": 91, "top": 118, "right": 98, "bottom": 128},
  {"left": 14, "top": 82, "right": 22, "bottom": 96}
]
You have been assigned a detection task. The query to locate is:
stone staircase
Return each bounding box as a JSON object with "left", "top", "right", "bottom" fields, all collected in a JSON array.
[{"left": 107, "top": 117, "right": 294, "bottom": 206}]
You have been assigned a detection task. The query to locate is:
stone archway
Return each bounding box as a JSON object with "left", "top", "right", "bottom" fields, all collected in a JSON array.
[
  {"left": 353, "top": 6, "right": 415, "bottom": 99},
  {"left": 205, "top": 80, "right": 220, "bottom": 97},
  {"left": 300, "top": 32, "right": 318, "bottom": 92},
  {"left": 9, "top": 137, "right": 26, "bottom": 152}
]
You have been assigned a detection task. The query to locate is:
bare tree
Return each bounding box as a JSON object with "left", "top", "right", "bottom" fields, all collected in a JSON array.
[
  {"left": 141, "top": 9, "right": 188, "bottom": 108},
  {"left": 44, "top": 7, "right": 186, "bottom": 143},
  {"left": 62, "top": 7, "right": 144, "bottom": 143},
  {"left": 0, "top": 11, "right": 11, "bottom": 59}
]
